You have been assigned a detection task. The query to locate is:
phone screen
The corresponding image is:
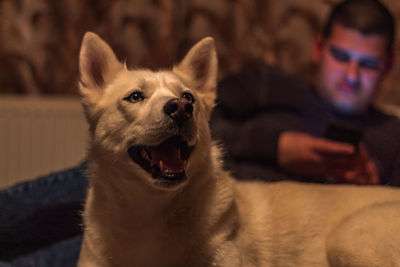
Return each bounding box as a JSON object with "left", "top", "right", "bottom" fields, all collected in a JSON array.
[{"left": 324, "top": 121, "right": 363, "bottom": 147}]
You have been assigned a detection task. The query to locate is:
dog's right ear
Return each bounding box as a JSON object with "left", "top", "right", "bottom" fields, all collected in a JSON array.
[
  {"left": 173, "top": 37, "right": 218, "bottom": 94},
  {"left": 79, "top": 32, "right": 123, "bottom": 102}
]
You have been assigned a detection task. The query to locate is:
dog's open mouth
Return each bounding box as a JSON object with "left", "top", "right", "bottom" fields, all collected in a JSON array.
[{"left": 128, "top": 136, "right": 193, "bottom": 185}]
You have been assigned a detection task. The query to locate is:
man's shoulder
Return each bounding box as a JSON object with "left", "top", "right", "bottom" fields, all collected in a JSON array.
[
  {"left": 215, "top": 61, "right": 317, "bottom": 119},
  {"left": 372, "top": 106, "right": 400, "bottom": 126},
  {"left": 367, "top": 107, "right": 400, "bottom": 146},
  {"left": 374, "top": 105, "right": 400, "bottom": 120}
]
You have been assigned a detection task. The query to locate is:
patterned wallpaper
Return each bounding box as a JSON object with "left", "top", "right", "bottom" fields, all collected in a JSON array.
[{"left": 0, "top": 0, "right": 399, "bottom": 105}]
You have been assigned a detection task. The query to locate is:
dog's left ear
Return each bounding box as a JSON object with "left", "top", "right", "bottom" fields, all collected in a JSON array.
[{"left": 173, "top": 37, "right": 218, "bottom": 94}]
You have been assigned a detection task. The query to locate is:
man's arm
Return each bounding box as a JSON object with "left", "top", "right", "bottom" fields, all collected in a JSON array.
[
  {"left": 212, "top": 112, "right": 287, "bottom": 165},
  {"left": 278, "top": 133, "right": 380, "bottom": 185},
  {"left": 213, "top": 63, "right": 316, "bottom": 165},
  {"left": 277, "top": 131, "right": 356, "bottom": 178}
]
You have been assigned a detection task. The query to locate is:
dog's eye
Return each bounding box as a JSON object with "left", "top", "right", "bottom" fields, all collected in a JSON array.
[
  {"left": 182, "top": 92, "right": 195, "bottom": 103},
  {"left": 124, "top": 91, "right": 144, "bottom": 103}
]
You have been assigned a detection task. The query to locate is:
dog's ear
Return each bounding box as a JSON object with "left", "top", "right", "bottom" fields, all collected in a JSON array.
[
  {"left": 173, "top": 37, "right": 218, "bottom": 94},
  {"left": 79, "top": 32, "right": 123, "bottom": 101}
]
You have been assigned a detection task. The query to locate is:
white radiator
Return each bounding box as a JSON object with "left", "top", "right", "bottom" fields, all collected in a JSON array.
[{"left": 0, "top": 96, "right": 88, "bottom": 188}]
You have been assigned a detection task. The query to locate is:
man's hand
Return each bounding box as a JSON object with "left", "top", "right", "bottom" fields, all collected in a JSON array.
[
  {"left": 277, "top": 132, "right": 379, "bottom": 184},
  {"left": 330, "top": 143, "right": 379, "bottom": 185}
]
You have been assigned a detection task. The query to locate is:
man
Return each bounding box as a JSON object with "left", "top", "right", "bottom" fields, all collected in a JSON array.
[{"left": 212, "top": 0, "right": 400, "bottom": 185}]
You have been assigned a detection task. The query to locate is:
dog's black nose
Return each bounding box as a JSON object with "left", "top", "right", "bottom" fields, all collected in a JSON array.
[{"left": 164, "top": 98, "right": 193, "bottom": 122}]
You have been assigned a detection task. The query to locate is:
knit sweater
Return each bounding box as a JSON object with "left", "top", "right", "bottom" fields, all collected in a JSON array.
[{"left": 211, "top": 62, "right": 400, "bottom": 186}]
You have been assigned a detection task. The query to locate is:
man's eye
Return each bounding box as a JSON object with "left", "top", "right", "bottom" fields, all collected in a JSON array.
[
  {"left": 124, "top": 91, "right": 144, "bottom": 103},
  {"left": 360, "top": 60, "right": 381, "bottom": 70},
  {"left": 329, "top": 47, "right": 350, "bottom": 62}
]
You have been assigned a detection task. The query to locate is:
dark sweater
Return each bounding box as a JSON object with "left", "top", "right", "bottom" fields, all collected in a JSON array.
[{"left": 211, "top": 62, "right": 400, "bottom": 185}]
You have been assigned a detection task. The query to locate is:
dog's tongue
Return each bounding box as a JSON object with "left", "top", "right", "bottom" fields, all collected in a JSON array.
[{"left": 149, "top": 145, "right": 184, "bottom": 171}]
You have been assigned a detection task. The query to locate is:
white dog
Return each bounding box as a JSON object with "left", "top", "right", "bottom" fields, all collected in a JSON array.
[{"left": 77, "top": 32, "right": 400, "bottom": 267}]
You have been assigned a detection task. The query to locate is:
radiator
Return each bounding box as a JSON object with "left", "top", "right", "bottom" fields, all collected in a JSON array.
[{"left": 0, "top": 96, "right": 88, "bottom": 188}]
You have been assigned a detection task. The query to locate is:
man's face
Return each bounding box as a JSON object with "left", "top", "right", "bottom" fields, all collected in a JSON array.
[{"left": 313, "top": 23, "right": 391, "bottom": 114}]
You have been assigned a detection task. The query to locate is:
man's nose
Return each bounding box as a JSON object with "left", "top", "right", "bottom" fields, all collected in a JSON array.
[{"left": 345, "top": 60, "right": 360, "bottom": 84}]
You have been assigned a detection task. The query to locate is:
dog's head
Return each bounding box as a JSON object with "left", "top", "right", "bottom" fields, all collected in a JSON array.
[{"left": 79, "top": 32, "right": 217, "bottom": 190}]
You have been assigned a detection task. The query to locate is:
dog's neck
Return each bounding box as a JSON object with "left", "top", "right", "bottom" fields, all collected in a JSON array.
[
  {"left": 88, "top": 152, "right": 229, "bottom": 218},
  {"left": 83, "top": 145, "right": 237, "bottom": 266}
]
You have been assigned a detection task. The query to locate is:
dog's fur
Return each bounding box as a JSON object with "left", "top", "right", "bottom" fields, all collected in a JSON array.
[{"left": 77, "top": 32, "right": 400, "bottom": 267}]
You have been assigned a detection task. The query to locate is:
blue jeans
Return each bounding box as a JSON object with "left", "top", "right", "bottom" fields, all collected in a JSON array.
[{"left": 0, "top": 163, "right": 88, "bottom": 266}]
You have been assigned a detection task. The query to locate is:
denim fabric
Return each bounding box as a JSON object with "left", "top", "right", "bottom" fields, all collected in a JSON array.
[
  {"left": 11, "top": 236, "right": 82, "bottom": 267},
  {"left": 0, "top": 163, "right": 88, "bottom": 263}
]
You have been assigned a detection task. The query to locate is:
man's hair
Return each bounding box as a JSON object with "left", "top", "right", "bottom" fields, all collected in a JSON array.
[{"left": 322, "top": 0, "right": 395, "bottom": 52}]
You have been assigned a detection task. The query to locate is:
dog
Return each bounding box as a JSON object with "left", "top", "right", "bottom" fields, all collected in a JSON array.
[{"left": 77, "top": 32, "right": 400, "bottom": 267}]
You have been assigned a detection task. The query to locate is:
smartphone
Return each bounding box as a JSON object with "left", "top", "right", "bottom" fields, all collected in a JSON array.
[{"left": 324, "top": 121, "right": 363, "bottom": 148}]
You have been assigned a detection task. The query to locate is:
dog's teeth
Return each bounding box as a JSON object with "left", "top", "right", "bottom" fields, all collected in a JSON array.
[{"left": 159, "top": 160, "right": 185, "bottom": 175}]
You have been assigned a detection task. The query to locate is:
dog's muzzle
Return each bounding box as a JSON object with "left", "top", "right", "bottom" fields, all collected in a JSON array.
[
  {"left": 128, "top": 136, "right": 194, "bottom": 186},
  {"left": 128, "top": 97, "right": 195, "bottom": 186}
]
